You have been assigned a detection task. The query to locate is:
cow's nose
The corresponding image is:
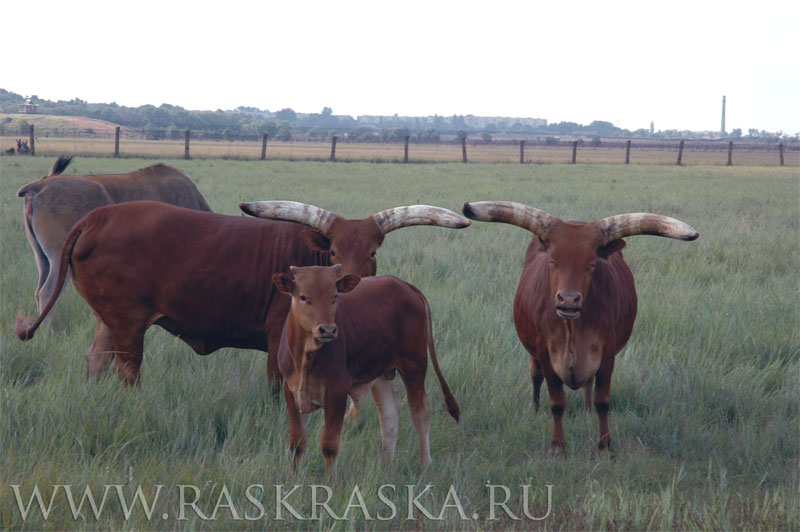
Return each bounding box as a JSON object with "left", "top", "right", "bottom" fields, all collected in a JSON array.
[
  {"left": 556, "top": 291, "right": 582, "bottom": 308},
  {"left": 320, "top": 325, "right": 336, "bottom": 335},
  {"left": 316, "top": 325, "right": 337, "bottom": 340}
]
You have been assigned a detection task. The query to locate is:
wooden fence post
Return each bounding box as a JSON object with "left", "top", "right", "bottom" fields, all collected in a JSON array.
[
  {"left": 404, "top": 135, "right": 409, "bottom": 163},
  {"left": 625, "top": 140, "right": 631, "bottom": 164},
  {"left": 461, "top": 136, "right": 468, "bottom": 163},
  {"left": 29, "top": 124, "right": 35, "bottom": 156},
  {"left": 519, "top": 140, "right": 525, "bottom": 163},
  {"left": 727, "top": 141, "right": 733, "bottom": 166},
  {"left": 261, "top": 133, "right": 269, "bottom": 160},
  {"left": 676, "top": 140, "right": 684, "bottom": 166},
  {"left": 114, "top": 127, "right": 121, "bottom": 157},
  {"left": 184, "top": 129, "right": 191, "bottom": 159},
  {"left": 779, "top": 143, "right": 784, "bottom": 166},
  {"left": 330, "top": 136, "right": 337, "bottom": 162},
  {"left": 571, "top": 141, "right": 578, "bottom": 164}
]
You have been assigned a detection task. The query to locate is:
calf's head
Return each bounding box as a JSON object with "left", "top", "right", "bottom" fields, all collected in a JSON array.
[
  {"left": 241, "top": 201, "right": 470, "bottom": 277},
  {"left": 463, "top": 201, "right": 699, "bottom": 320},
  {"left": 273, "top": 265, "right": 360, "bottom": 412}
]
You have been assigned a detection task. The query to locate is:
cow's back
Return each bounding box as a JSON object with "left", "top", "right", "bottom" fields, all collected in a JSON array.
[
  {"left": 84, "top": 164, "right": 212, "bottom": 212},
  {"left": 336, "top": 276, "right": 427, "bottom": 379}
]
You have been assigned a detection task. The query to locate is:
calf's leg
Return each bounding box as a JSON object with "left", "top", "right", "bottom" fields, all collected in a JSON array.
[
  {"left": 320, "top": 396, "right": 347, "bottom": 477},
  {"left": 284, "top": 382, "right": 308, "bottom": 469},
  {"left": 403, "top": 376, "right": 432, "bottom": 465},
  {"left": 371, "top": 378, "right": 401, "bottom": 463}
]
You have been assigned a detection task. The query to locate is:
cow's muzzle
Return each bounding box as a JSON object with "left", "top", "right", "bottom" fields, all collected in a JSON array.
[
  {"left": 555, "top": 291, "right": 582, "bottom": 320},
  {"left": 314, "top": 324, "right": 337, "bottom": 343}
]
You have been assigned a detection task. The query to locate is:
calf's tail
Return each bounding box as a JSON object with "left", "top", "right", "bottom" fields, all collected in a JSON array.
[
  {"left": 16, "top": 218, "right": 87, "bottom": 341},
  {"left": 417, "top": 288, "right": 460, "bottom": 423}
]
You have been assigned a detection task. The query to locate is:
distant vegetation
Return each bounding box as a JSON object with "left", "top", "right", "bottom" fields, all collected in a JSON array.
[{"left": 0, "top": 88, "right": 793, "bottom": 142}]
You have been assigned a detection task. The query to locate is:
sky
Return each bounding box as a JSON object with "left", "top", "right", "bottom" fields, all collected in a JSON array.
[{"left": 5, "top": 0, "right": 799, "bottom": 134}]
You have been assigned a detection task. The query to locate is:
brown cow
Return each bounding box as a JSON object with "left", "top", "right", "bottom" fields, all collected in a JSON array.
[
  {"left": 17, "top": 156, "right": 212, "bottom": 319},
  {"left": 462, "top": 201, "right": 698, "bottom": 455},
  {"left": 16, "top": 201, "right": 469, "bottom": 386},
  {"left": 272, "top": 265, "right": 460, "bottom": 474}
]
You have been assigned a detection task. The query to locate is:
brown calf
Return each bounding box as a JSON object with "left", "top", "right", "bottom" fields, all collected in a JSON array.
[{"left": 273, "top": 265, "right": 460, "bottom": 474}]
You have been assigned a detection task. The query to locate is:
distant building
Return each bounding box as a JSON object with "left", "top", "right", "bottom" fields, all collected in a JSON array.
[{"left": 18, "top": 96, "right": 38, "bottom": 114}]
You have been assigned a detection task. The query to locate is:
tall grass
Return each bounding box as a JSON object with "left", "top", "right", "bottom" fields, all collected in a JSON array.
[{"left": 1, "top": 156, "right": 797, "bottom": 530}]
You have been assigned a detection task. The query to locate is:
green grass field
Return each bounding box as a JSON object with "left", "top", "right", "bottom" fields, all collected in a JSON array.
[{"left": 1, "top": 156, "right": 798, "bottom": 530}]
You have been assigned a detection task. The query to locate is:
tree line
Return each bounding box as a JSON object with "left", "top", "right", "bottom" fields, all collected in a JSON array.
[{"left": 0, "top": 89, "right": 792, "bottom": 142}]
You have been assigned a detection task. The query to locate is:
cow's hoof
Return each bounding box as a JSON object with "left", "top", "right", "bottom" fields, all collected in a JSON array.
[
  {"left": 549, "top": 442, "right": 567, "bottom": 458},
  {"left": 598, "top": 437, "right": 614, "bottom": 455}
]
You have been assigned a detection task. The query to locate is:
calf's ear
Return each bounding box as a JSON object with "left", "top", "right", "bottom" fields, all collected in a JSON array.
[
  {"left": 273, "top": 273, "right": 295, "bottom": 294},
  {"left": 597, "top": 239, "right": 626, "bottom": 259},
  {"left": 300, "top": 229, "right": 331, "bottom": 251},
  {"left": 336, "top": 274, "right": 361, "bottom": 294}
]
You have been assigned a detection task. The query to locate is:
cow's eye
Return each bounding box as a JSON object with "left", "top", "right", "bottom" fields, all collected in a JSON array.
[
  {"left": 370, "top": 251, "right": 376, "bottom": 258},
  {"left": 299, "top": 295, "right": 307, "bottom": 302},
  {"left": 330, "top": 250, "right": 337, "bottom": 257},
  {"left": 588, "top": 262, "right": 596, "bottom": 270}
]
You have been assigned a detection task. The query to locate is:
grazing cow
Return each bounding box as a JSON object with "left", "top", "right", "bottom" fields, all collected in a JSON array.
[
  {"left": 16, "top": 201, "right": 469, "bottom": 386},
  {"left": 17, "top": 156, "right": 212, "bottom": 319},
  {"left": 273, "top": 265, "right": 460, "bottom": 474},
  {"left": 462, "top": 201, "right": 698, "bottom": 455}
]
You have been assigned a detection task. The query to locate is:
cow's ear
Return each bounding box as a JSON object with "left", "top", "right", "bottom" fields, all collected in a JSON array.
[
  {"left": 336, "top": 274, "right": 360, "bottom": 294},
  {"left": 300, "top": 230, "right": 331, "bottom": 251},
  {"left": 273, "top": 273, "right": 295, "bottom": 294},
  {"left": 597, "top": 239, "right": 626, "bottom": 259}
]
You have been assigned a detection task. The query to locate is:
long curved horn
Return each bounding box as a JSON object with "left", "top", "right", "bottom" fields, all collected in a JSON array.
[
  {"left": 462, "top": 201, "right": 556, "bottom": 239},
  {"left": 596, "top": 213, "right": 699, "bottom": 245},
  {"left": 239, "top": 201, "right": 337, "bottom": 234},
  {"left": 373, "top": 205, "right": 471, "bottom": 235}
]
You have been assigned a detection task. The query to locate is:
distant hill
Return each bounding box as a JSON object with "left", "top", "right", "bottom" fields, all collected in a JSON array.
[{"left": 0, "top": 114, "right": 140, "bottom": 138}]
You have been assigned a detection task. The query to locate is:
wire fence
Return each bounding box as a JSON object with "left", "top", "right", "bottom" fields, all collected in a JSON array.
[{"left": 2, "top": 127, "right": 797, "bottom": 167}]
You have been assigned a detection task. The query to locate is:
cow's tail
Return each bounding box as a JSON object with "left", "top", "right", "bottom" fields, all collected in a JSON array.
[
  {"left": 416, "top": 287, "right": 460, "bottom": 423},
  {"left": 16, "top": 218, "right": 87, "bottom": 341}
]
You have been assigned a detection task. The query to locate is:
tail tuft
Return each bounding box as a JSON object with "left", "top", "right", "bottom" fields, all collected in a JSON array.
[
  {"left": 445, "top": 394, "right": 460, "bottom": 423},
  {"left": 15, "top": 310, "right": 36, "bottom": 341}
]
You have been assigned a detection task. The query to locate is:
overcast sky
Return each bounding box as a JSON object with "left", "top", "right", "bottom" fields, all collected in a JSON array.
[{"left": 5, "top": 0, "right": 799, "bottom": 134}]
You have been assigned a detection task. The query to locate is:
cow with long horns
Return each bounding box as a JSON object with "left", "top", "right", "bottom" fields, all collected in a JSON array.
[
  {"left": 273, "top": 265, "right": 460, "bottom": 474},
  {"left": 462, "top": 201, "right": 698, "bottom": 454},
  {"left": 16, "top": 200, "right": 469, "bottom": 386}
]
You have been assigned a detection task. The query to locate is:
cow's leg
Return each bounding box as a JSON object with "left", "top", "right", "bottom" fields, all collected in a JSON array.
[
  {"left": 371, "top": 378, "right": 401, "bottom": 463},
  {"left": 403, "top": 375, "right": 432, "bottom": 465},
  {"left": 530, "top": 356, "right": 544, "bottom": 411},
  {"left": 594, "top": 357, "right": 616, "bottom": 453},
  {"left": 86, "top": 318, "right": 114, "bottom": 380},
  {"left": 345, "top": 382, "right": 371, "bottom": 423},
  {"left": 582, "top": 380, "right": 594, "bottom": 415},
  {"left": 544, "top": 373, "right": 567, "bottom": 456},
  {"left": 320, "top": 395, "right": 347, "bottom": 477},
  {"left": 110, "top": 328, "right": 145, "bottom": 386},
  {"left": 284, "top": 382, "right": 308, "bottom": 469}
]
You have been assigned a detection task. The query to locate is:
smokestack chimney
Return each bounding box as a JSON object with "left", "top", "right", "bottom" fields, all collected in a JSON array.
[{"left": 721, "top": 95, "right": 726, "bottom": 135}]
